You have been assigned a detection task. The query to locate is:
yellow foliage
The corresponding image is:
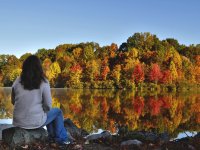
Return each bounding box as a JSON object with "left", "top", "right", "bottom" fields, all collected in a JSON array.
[
  {"left": 52, "top": 97, "right": 61, "bottom": 108},
  {"left": 73, "top": 48, "right": 82, "bottom": 59}
]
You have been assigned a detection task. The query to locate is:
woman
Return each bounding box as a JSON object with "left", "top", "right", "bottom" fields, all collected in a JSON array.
[{"left": 11, "top": 55, "right": 70, "bottom": 145}]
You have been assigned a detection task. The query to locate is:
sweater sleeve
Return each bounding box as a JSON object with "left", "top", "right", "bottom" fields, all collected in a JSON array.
[{"left": 42, "top": 82, "right": 52, "bottom": 112}]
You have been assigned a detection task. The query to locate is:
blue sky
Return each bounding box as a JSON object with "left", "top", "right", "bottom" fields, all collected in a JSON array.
[{"left": 0, "top": 0, "right": 199, "bottom": 58}]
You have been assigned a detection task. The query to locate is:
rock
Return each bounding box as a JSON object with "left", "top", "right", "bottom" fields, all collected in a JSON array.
[
  {"left": 64, "top": 118, "right": 89, "bottom": 140},
  {"left": 72, "top": 144, "right": 83, "bottom": 150},
  {"left": 84, "top": 131, "right": 113, "bottom": 145},
  {"left": 194, "top": 132, "right": 200, "bottom": 138},
  {"left": 143, "top": 132, "right": 158, "bottom": 142},
  {"left": 66, "top": 129, "right": 76, "bottom": 142},
  {"left": 85, "top": 133, "right": 102, "bottom": 141},
  {"left": 188, "top": 144, "right": 196, "bottom": 150},
  {"left": 158, "top": 132, "right": 170, "bottom": 144},
  {"left": 85, "top": 131, "right": 112, "bottom": 141},
  {"left": 121, "top": 139, "right": 142, "bottom": 146},
  {"left": 120, "top": 130, "right": 170, "bottom": 144},
  {"left": 0, "top": 124, "right": 13, "bottom": 140},
  {"left": 2, "top": 127, "right": 47, "bottom": 148},
  {"left": 101, "top": 131, "right": 112, "bottom": 139},
  {"left": 121, "top": 139, "right": 143, "bottom": 149},
  {"left": 83, "top": 143, "right": 115, "bottom": 150}
]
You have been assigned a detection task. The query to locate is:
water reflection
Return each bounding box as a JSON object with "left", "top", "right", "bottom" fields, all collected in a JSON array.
[{"left": 0, "top": 87, "right": 200, "bottom": 138}]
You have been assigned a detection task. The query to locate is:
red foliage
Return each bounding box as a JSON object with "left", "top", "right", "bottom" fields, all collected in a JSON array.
[
  {"left": 160, "top": 70, "right": 172, "bottom": 83},
  {"left": 148, "top": 97, "right": 163, "bottom": 116},
  {"left": 133, "top": 96, "right": 145, "bottom": 115},
  {"left": 132, "top": 63, "right": 144, "bottom": 83},
  {"left": 149, "top": 63, "right": 162, "bottom": 83},
  {"left": 159, "top": 96, "right": 171, "bottom": 109}
]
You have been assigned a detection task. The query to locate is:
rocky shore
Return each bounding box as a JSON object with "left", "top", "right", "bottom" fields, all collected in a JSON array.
[{"left": 0, "top": 119, "right": 199, "bottom": 150}]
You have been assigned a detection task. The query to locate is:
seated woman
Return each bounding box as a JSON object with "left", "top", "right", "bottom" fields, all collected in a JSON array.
[{"left": 11, "top": 55, "right": 70, "bottom": 146}]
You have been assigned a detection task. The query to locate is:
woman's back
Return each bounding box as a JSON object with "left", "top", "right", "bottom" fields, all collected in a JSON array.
[{"left": 12, "top": 77, "right": 52, "bottom": 129}]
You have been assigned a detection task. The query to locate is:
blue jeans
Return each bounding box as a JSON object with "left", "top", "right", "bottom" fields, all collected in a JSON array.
[{"left": 42, "top": 108, "right": 68, "bottom": 143}]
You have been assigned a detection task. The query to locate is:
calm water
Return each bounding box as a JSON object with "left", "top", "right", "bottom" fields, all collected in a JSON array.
[{"left": 0, "top": 87, "right": 199, "bottom": 138}]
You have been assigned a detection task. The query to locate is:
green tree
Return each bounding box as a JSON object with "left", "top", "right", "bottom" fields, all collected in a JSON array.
[
  {"left": 19, "top": 53, "right": 32, "bottom": 62},
  {"left": 36, "top": 48, "right": 56, "bottom": 62},
  {"left": 83, "top": 45, "right": 94, "bottom": 61}
]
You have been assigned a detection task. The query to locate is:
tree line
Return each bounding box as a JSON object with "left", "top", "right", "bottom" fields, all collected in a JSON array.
[{"left": 0, "top": 32, "right": 199, "bottom": 90}]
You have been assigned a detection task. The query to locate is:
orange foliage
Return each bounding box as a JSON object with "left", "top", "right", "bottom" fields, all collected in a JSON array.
[
  {"left": 195, "top": 55, "right": 200, "bottom": 66},
  {"left": 107, "top": 119, "right": 117, "bottom": 133},
  {"left": 196, "top": 113, "right": 200, "bottom": 124},
  {"left": 69, "top": 103, "right": 82, "bottom": 114},
  {"left": 101, "top": 98, "right": 109, "bottom": 113},
  {"left": 70, "top": 64, "right": 82, "bottom": 72},
  {"left": 101, "top": 66, "right": 110, "bottom": 80}
]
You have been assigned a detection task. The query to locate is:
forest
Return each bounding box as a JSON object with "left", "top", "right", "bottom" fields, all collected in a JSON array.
[{"left": 0, "top": 32, "right": 199, "bottom": 90}]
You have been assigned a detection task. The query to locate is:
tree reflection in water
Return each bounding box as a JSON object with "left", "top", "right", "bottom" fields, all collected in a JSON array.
[{"left": 0, "top": 88, "right": 199, "bottom": 138}]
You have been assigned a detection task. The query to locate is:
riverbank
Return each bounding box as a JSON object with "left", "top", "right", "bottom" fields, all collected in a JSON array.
[{"left": 0, "top": 133, "right": 199, "bottom": 150}]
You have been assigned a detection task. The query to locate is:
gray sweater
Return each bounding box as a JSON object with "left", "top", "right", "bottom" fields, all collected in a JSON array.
[{"left": 11, "top": 77, "right": 52, "bottom": 129}]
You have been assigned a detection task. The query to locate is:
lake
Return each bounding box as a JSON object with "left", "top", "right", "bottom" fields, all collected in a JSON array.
[{"left": 0, "top": 87, "right": 199, "bottom": 139}]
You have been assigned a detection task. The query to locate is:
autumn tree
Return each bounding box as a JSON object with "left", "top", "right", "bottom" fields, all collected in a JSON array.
[
  {"left": 132, "top": 63, "right": 144, "bottom": 84},
  {"left": 84, "top": 60, "right": 100, "bottom": 83},
  {"left": 49, "top": 61, "right": 61, "bottom": 86},
  {"left": 68, "top": 64, "right": 83, "bottom": 88},
  {"left": 109, "top": 43, "right": 118, "bottom": 58},
  {"left": 193, "top": 55, "right": 200, "bottom": 83},
  {"left": 160, "top": 70, "right": 172, "bottom": 83},
  {"left": 149, "top": 63, "right": 162, "bottom": 84},
  {"left": 111, "top": 64, "right": 121, "bottom": 86},
  {"left": 169, "top": 61, "right": 178, "bottom": 82},
  {"left": 127, "top": 32, "right": 160, "bottom": 56},
  {"left": 72, "top": 47, "right": 83, "bottom": 61},
  {"left": 83, "top": 45, "right": 94, "bottom": 61},
  {"left": 133, "top": 96, "right": 144, "bottom": 116},
  {"left": 1, "top": 55, "right": 21, "bottom": 86},
  {"left": 42, "top": 58, "right": 52, "bottom": 79},
  {"left": 100, "top": 58, "right": 110, "bottom": 81}
]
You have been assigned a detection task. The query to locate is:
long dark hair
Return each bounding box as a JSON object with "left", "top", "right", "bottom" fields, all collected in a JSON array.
[{"left": 20, "top": 55, "right": 46, "bottom": 90}]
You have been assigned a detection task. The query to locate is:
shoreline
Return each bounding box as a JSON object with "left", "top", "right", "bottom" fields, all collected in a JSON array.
[{"left": 0, "top": 120, "right": 198, "bottom": 141}]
